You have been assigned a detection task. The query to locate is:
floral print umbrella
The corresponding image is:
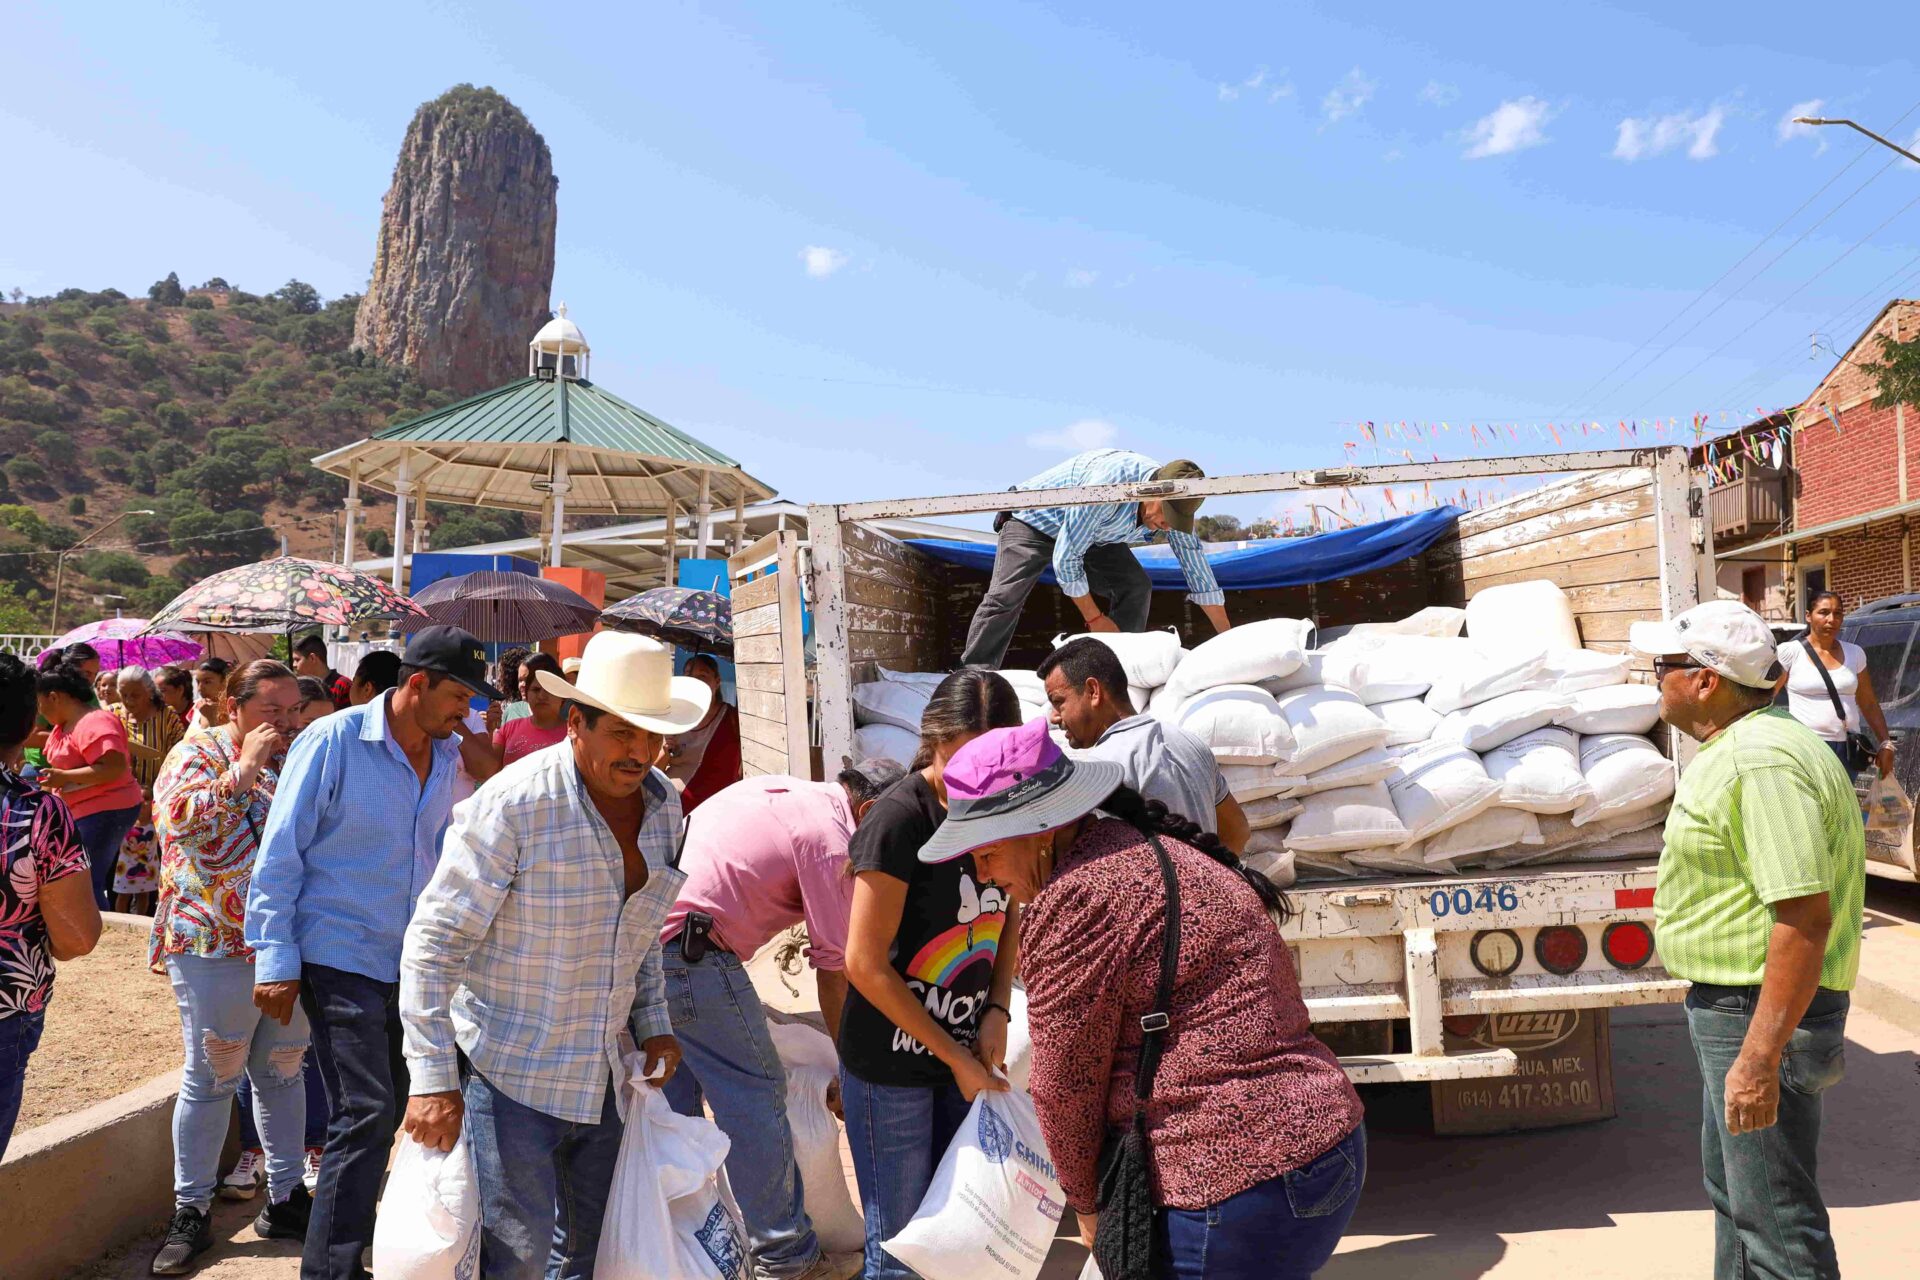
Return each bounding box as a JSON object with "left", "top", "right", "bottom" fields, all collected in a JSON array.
[
  {"left": 37, "top": 617, "right": 203, "bottom": 669},
  {"left": 142, "top": 557, "right": 429, "bottom": 634},
  {"left": 599, "top": 587, "right": 733, "bottom": 656}
]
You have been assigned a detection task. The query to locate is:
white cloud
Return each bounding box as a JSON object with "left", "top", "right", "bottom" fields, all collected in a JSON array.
[
  {"left": 1419, "top": 80, "right": 1458, "bottom": 107},
  {"left": 1382, "top": 147, "right": 1404, "bottom": 163},
  {"left": 1064, "top": 267, "right": 1100, "bottom": 289},
  {"left": 799, "top": 246, "right": 848, "bottom": 278},
  {"left": 1218, "top": 66, "right": 1292, "bottom": 103},
  {"left": 1462, "top": 97, "right": 1553, "bottom": 159},
  {"left": 1027, "top": 419, "right": 1118, "bottom": 452},
  {"left": 1778, "top": 99, "right": 1826, "bottom": 149},
  {"left": 1614, "top": 106, "right": 1726, "bottom": 161},
  {"left": 1321, "top": 68, "right": 1377, "bottom": 126}
]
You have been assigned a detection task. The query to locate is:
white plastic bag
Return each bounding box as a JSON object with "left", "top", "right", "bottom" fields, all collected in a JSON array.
[
  {"left": 1571, "top": 734, "right": 1676, "bottom": 828},
  {"left": 1866, "top": 772, "right": 1913, "bottom": 834},
  {"left": 765, "top": 1022, "right": 866, "bottom": 1254},
  {"left": 1465, "top": 581, "right": 1580, "bottom": 651},
  {"left": 1052, "top": 628, "right": 1186, "bottom": 690},
  {"left": 1272, "top": 745, "right": 1397, "bottom": 798},
  {"left": 1242, "top": 793, "right": 1305, "bottom": 830},
  {"left": 1432, "top": 689, "right": 1573, "bottom": 753},
  {"left": 1422, "top": 806, "right": 1541, "bottom": 862},
  {"left": 1555, "top": 684, "right": 1662, "bottom": 735},
  {"left": 1482, "top": 726, "right": 1592, "bottom": 814},
  {"left": 856, "top": 723, "right": 922, "bottom": 766},
  {"left": 1161, "top": 618, "right": 1313, "bottom": 702},
  {"left": 1385, "top": 741, "right": 1505, "bottom": 845},
  {"left": 1285, "top": 781, "right": 1408, "bottom": 853},
  {"left": 1423, "top": 642, "right": 1550, "bottom": 715},
  {"left": 1315, "top": 634, "right": 1449, "bottom": 704},
  {"left": 1538, "top": 648, "right": 1633, "bottom": 693},
  {"left": 597, "top": 1076, "right": 751, "bottom": 1280},
  {"left": 1220, "top": 762, "right": 1289, "bottom": 802},
  {"left": 1273, "top": 687, "right": 1390, "bottom": 773},
  {"left": 1173, "top": 685, "right": 1295, "bottom": 764},
  {"left": 372, "top": 1135, "right": 481, "bottom": 1280},
  {"left": 1375, "top": 695, "right": 1443, "bottom": 747},
  {"left": 853, "top": 681, "right": 931, "bottom": 732},
  {"left": 882, "top": 1087, "right": 1065, "bottom": 1280}
]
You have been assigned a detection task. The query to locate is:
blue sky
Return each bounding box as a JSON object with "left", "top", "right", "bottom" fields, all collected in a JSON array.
[{"left": 5, "top": 1, "right": 1919, "bottom": 527}]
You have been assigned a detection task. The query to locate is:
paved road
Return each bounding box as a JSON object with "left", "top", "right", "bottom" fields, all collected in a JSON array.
[{"left": 90, "top": 886, "right": 1920, "bottom": 1279}]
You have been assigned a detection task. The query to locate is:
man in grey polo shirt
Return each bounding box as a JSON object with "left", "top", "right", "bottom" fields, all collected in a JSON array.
[{"left": 1038, "top": 638, "right": 1249, "bottom": 851}]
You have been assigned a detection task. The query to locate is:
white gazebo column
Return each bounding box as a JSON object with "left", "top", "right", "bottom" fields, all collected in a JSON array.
[
  {"left": 548, "top": 453, "right": 571, "bottom": 568},
  {"left": 663, "top": 498, "right": 679, "bottom": 587},
  {"left": 341, "top": 470, "right": 361, "bottom": 567},
  {"left": 731, "top": 483, "right": 746, "bottom": 554},
  {"left": 693, "top": 470, "right": 713, "bottom": 559},
  {"left": 391, "top": 454, "right": 412, "bottom": 592}
]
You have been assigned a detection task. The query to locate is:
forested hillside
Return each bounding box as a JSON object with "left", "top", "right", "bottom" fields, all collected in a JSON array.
[{"left": 0, "top": 277, "right": 531, "bottom": 630}]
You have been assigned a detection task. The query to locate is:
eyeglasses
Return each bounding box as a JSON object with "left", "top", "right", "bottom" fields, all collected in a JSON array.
[{"left": 1652, "top": 658, "right": 1705, "bottom": 679}]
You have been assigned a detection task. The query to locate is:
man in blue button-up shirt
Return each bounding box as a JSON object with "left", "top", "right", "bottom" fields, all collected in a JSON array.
[
  {"left": 247, "top": 625, "right": 498, "bottom": 1280},
  {"left": 960, "top": 449, "right": 1233, "bottom": 669}
]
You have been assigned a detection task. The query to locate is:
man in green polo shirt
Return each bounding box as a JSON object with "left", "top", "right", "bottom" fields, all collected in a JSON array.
[{"left": 1632, "top": 600, "right": 1861, "bottom": 1280}]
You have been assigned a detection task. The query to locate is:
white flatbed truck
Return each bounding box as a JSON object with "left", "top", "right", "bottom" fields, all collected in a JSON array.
[{"left": 726, "top": 448, "right": 1714, "bottom": 1122}]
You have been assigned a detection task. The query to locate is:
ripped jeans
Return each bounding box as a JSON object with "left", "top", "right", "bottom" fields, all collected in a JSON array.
[{"left": 165, "top": 952, "right": 312, "bottom": 1210}]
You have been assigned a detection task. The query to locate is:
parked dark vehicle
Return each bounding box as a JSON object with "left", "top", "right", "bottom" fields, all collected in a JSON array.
[{"left": 1840, "top": 595, "right": 1920, "bottom": 882}]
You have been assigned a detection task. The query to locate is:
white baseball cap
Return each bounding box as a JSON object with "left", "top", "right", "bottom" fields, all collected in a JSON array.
[{"left": 1629, "top": 600, "right": 1781, "bottom": 688}]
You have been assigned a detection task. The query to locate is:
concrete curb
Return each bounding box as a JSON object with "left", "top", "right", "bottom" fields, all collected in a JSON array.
[
  {"left": 0, "top": 1070, "right": 180, "bottom": 1280},
  {"left": 1852, "top": 974, "right": 1920, "bottom": 1038}
]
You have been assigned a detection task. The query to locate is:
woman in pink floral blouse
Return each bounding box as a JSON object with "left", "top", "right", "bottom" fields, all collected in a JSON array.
[
  {"left": 0, "top": 654, "right": 101, "bottom": 1160},
  {"left": 149, "top": 659, "right": 311, "bottom": 1271}
]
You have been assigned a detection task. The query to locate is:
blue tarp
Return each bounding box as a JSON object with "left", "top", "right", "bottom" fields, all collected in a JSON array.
[{"left": 907, "top": 505, "right": 1463, "bottom": 591}]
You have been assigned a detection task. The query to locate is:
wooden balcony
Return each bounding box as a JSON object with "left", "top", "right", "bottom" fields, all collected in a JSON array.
[{"left": 1710, "top": 470, "right": 1790, "bottom": 543}]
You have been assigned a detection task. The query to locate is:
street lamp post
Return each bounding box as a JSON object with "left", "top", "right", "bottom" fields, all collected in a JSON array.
[
  {"left": 1792, "top": 116, "right": 1920, "bottom": 166},
  {"left": 49, "top": 509, "right": 156, "bottom": 633}
]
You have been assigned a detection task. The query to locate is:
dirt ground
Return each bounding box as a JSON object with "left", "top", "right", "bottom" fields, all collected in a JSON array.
[{"left": 18, "top": 921, "right": 177, "bottom": 1132}]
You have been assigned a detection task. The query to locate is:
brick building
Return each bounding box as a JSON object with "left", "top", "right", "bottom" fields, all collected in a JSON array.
[
  {"left": 1731, "top": 299, "right": 1920, "bottom": 616},
  {"left": 1696, "top": 413, "right": 1792, "bottom": 620}
]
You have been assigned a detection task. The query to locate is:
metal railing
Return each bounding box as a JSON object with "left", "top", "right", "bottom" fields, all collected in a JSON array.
[{"left": 0, "top": 634, "right": 59, "bottom": 659}]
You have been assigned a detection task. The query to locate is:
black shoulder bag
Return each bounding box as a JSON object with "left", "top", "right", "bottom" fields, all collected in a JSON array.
[
  {"left": 1805, "top": 643, "right": 1875, "bottom": 773},
  {"left": 1092, "top": 832, "right": 1181, "bottom": 1280}
]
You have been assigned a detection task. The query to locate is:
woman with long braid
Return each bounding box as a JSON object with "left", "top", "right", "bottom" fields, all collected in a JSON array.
[{"left": 916, "top": 717, "right": 1366, "bottom": 1280}]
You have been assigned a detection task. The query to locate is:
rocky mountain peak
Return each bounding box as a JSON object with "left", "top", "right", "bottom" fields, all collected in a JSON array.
[{"left": 351, "top": 85, "right": 558, "bottom": 397}]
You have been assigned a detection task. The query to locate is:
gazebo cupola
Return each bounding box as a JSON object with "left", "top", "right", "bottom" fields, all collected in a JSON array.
[{"left": 529, "top": 302, "right": 590, "bottom": 381}]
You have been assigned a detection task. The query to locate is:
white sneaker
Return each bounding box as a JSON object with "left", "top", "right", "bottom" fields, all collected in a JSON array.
[
  {"left": 219, "top": 1148, "right": 262, "bottom": 1201},
  {"left": 302, "top": 1148, "right": 323, "bottom": 1193}
]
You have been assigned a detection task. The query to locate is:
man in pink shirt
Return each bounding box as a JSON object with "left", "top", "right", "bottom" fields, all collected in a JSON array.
[{"left": 660, "top": 758, "right": 905, "bottom": 1280}]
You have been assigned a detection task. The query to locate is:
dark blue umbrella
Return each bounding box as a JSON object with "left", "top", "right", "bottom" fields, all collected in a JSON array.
[
  {"left": 411, "top": 571, "right": 601, "bottom": 644},
  {"left": 600, "top": 587, "right": 733, "bottom": 655}
]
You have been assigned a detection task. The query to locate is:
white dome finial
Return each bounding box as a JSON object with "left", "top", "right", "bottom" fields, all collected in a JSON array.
[{"left": 529, "top": 303, "right": 589, "bottom": 379}]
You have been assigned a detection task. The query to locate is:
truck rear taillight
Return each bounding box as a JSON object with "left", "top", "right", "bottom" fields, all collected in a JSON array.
[
  {"left": 1601, "top": 922, "right": 1654, "bottom": 970},
  {"left": 1469, "top": 929, "right": 1522, "bottom": 977},
  {"left": 1534, "top": 926, "right": 1588, "bottom": 975}
]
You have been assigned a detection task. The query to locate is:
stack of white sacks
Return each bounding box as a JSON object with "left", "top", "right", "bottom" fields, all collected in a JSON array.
[
  {"left": 1149, "top": 596, "right": 1675, "bottom": 885},
  {"left": 849, "top": 629, "right": 1189, "bottom": 764},
  {"left": 848, "top": 582, "right": 1676, "bottom": 885}
]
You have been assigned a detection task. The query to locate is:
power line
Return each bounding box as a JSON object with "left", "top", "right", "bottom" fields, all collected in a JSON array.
[
  {"left": 1550, "top": 95, "right": 1920, "bottom": 426},
  {"left": 1540, "top": 132, "right": 1891, "bottom": 428},
  {"left": 1628, "top": 186, "right": 1920, "bottom": 418}
]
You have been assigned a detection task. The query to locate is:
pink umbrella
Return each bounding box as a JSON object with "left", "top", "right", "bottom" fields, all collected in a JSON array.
[{"left": 37, "top": 617, "right": 203, "bottom": 670}]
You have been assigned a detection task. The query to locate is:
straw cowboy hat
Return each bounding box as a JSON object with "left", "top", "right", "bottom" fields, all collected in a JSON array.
[{"left": 536, "top": 631, "right": 712, "bottom": 735}]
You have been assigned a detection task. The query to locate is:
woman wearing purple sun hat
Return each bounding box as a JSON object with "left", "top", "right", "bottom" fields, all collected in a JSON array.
[{"left": 920, "top": 716, "right": 1367, "bottom": 1280}]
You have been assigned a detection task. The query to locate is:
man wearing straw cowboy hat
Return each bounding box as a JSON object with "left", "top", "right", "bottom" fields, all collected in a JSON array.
[{"left": 399, "top": 630, "right": 712, "bottom": 1280}]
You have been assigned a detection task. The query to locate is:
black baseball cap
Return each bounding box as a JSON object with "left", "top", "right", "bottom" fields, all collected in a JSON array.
[{"left": 402, "top": 625, "right": 504, "bottom": 701}]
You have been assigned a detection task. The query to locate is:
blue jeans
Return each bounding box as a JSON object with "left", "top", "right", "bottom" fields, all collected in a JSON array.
[
  {"left": 301, "top": 963, "right": 409, "bottom": 1280},
  {"left": 75, "top": 804, "right": 140, "bottom": 909},
  {"left": 0, "top": 1011, "right": 46, "bottom": 1161},
  {"left": 1158, "top": 1123, "right": 1366, "bottom": 1279},
  {"left": 1686, "top": 984, "right": 1849, "bottom": 1280},
  {"left": 238, "top": 1057, "right": 331, "bottom": 1149},
  {"left": 464, "top": 1070, "right": 624, "bottom": 1280},
  {"left": 662, "top": 937, "right": 823, "bottom": 1279},
  {"left": 839, "top": 1068, "right": 971, "bottom": 1280},
  {"left": 165, "top": 953, "right": 313, "bottom": 1210}
]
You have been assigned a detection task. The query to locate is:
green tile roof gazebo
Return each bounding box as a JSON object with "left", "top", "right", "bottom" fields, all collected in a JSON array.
[{"left": 310, "top": 305, "right": 775, "bottom": 591}]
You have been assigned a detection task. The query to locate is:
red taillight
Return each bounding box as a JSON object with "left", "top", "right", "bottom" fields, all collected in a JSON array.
[
  {"left": 1535, "top": 926, "right": 1588, "bottom": 975},
  {"left": 1444, "top": 1015, "right": 1485, "bottom": 1038},
  {"left": 1602, "top": 921, "right": 1654, "bottom": 970}
]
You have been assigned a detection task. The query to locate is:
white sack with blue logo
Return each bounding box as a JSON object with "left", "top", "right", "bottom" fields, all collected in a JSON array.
[
  {"left": 596, "top": 1073, "right": 750, "bottom": 1280},
  {"left": 883, "top": 1085, "right": 1066, "bottom": 1280}
]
